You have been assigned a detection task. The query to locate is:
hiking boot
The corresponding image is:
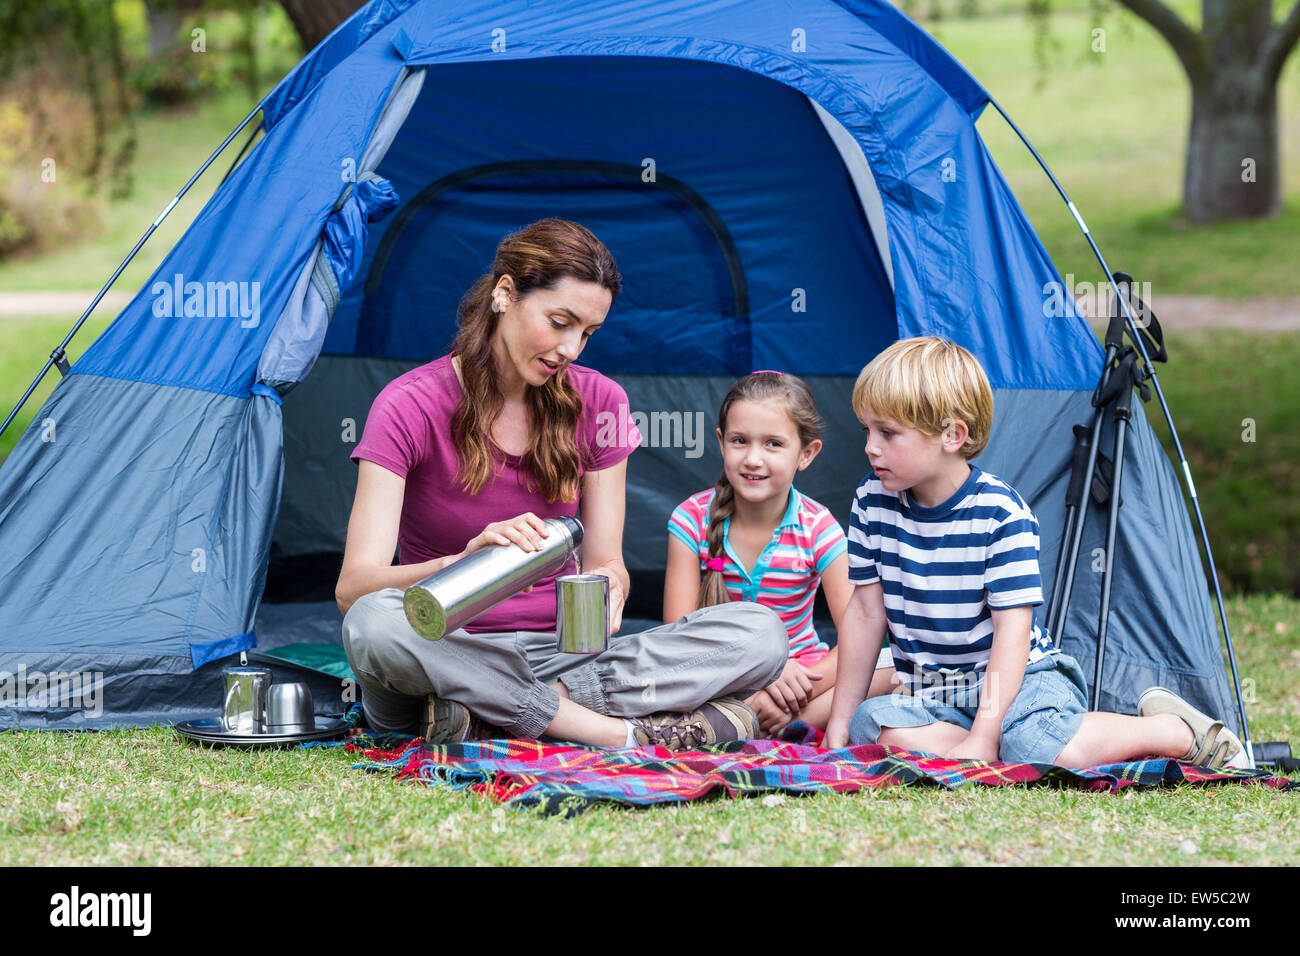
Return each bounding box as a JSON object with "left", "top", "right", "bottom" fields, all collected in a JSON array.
[
  {"left": 421, "top": 693, "right": 506, "bottom": 744},
  {"left": 1137, "top": 686, "right": 1243, "bottom": 768},
  {"left": 628, "top": 697, "right": 760, "bottom": 752}
]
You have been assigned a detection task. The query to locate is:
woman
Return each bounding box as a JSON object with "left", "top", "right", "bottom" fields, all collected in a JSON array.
[{"left": 337, "top": 219, "right": 786, "bottom": 751}]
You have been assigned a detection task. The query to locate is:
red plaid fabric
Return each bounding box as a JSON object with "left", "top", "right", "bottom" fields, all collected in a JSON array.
[{"left": 347, "top": 734, "right": 1298, "bottom": 817}]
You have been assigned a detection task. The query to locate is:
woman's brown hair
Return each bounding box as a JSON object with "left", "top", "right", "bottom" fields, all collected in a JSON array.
[
  {"left": 699, "top": 372, "right": 824, "bottom": 608},
  {"left": 449, "top": 219, "right": 621, "bottom": 502}
]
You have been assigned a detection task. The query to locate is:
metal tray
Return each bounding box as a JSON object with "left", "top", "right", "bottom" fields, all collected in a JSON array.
[{"left": 175, "top": 716, "right": 350, "bottom": 748}]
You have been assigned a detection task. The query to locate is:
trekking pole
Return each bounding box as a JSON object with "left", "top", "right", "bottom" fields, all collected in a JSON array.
[
  {"left": 1048, "top": 421, "right": 1099, "bottom": 643},
  {"left": 1090, "top": 348, "right": 1146, "bottom": 709},
  {"left": 1046, "top": 290, "right": 1128, "bottom": 644},
  {"left": 1046, "top": 422, "right": 1086, "bottom": 632},
  {"left": 0, "top": 105, "right": 264, "bottom": 444},
  {"left": 988, "top": 99, "right": 1253, "bottom": 763}
]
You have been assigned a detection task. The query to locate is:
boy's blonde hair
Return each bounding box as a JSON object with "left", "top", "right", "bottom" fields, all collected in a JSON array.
[{"left": 852, "top": 337, "right": 994, "bottom": 458}]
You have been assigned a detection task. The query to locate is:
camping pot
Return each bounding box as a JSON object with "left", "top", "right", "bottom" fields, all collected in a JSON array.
[
  {"left": 264, "top": 682, "right": 315, "bottom": 734},
  {"left": 404, "top": 516, "right": 583, "bottom": 640},
  {"left": 555, "top": 574, "right": 610, "bottom": 655},
  {"left": 221, "top": 666, "right": 272, "bottom": 733}
]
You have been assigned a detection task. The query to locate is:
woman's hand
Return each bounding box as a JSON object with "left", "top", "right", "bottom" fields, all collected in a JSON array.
[
  {"left": 608, "top": 579, "right": 626, "bottom": 633},
  {"left": 765, "top": 659, "right": 823, "bottom": 713},
  {"left": 463, "top": 512, "right": 552, "bottom": 556},
  {"left": 583, "top": 565, "right": 626, "bottom": 633},
  {"left": 579, "top": 460, "right": 631, "bottom": 634}
]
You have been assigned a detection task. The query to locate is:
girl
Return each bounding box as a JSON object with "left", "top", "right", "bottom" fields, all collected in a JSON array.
[
  {"left": 664, "top": 372, "right": 897, "bottom": 736},
  {"left": 337, "top": 220, "right": 787, "bottom": 752}
]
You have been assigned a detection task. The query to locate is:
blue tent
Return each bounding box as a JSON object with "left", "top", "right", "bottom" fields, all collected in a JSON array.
[{"left": 0, "top": 0, "right": 1237, "bottom": 736}]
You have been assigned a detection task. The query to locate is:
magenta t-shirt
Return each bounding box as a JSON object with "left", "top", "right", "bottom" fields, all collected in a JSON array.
[{"left": 351, "top": 355, "right": 642, "bottom": 632}]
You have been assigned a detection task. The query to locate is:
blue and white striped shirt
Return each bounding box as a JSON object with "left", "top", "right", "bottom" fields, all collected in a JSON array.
[{"left": 847, "top": 465, "right": 1057, "bottom": 692}]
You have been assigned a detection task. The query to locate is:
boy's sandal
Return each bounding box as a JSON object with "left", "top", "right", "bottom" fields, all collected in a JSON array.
[{"left": 1137, "top": 686, "right": 1244, "bottom": 769}]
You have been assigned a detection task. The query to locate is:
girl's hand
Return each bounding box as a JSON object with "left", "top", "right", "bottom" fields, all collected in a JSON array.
[
  {"left": 745, "top": 689, "right": 791, "bottom": 736},
  {"left": 823, "top": 720, "right": 851, "bottom": 750},
  {"left": 765, "top": 659, "right": 823, "bottom": 713},
  {"left": 463, "top": 513, "right": 551, "bottom": 556}
]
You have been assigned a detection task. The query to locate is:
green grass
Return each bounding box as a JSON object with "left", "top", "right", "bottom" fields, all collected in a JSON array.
[
  {"left": 1229, "top": 592, "right": 1300, "bottom": 747},
  {"left": 1144, "top": 331, "right": 1300, "bottom": 595},
  {"left": 1, "top": 592, "right": 1296, "bottom": 866},
  {"left": 0, "top": 313, "right": 113, "bottom": 461}
]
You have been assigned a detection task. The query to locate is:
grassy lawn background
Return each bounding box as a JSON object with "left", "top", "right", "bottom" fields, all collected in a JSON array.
[
  {"left": 0, "top": 591, "right": 1295, "bottom": 866},
  {"left": 0, "top": 313, "right": 113, "bottom": 461},
  {"left": 1144, "top": 332, "right": 1300, "bottom": 596},
  {"left": 0, "top": 87, "right": 260, "bottom": 295}
]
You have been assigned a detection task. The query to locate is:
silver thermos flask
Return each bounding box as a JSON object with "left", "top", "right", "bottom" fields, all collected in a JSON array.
[{"left": 403, "top": 516, "right": 583, "bottom": 640}]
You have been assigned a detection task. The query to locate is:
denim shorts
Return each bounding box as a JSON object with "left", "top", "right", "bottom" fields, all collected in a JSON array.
[{"left": 848, "top": 652, "right": 1089, "bottom": 764}]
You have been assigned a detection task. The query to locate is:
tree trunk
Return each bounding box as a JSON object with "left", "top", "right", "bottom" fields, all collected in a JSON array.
[
  {"left": 1184, "top": 76, "right": 1279, "bottom": 221},
  {"left": 1183, "top": 0, "right": 1280, "bottom": 221},
  {"left": 277, "top": 0, "right": 366, "bottom": 51}
]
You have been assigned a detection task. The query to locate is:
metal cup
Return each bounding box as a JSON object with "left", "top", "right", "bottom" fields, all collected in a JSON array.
[
  {"left": 265, "top": 682, "right": 314, "bottom": 734},
  {"left": 555, "top": 574, "right": 610, "bottom": 654},
  {"left": 221, "top": 666, "right": 272, "bottom": 733}
]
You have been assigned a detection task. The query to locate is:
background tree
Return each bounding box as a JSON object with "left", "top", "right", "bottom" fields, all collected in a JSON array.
[
  {"left": 1020, "top": 0, "right": 1298, "bottom": 223},
  {"left": 7, "top": 0, "right": 1298, "bottom": 224},
  {"left": 278, "top": 0, "right": 365, "bottom": 51},
  {"left": 0, "top": 0, "right": 135, "bottom": 198},
  {"left": 1115, "top": 0, "right": 1300, "bottom": 222}
]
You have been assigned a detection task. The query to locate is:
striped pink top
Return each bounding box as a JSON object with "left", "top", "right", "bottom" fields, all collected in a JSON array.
[{"left": 668, "top": 487, "right": 847, "bottom": 663}]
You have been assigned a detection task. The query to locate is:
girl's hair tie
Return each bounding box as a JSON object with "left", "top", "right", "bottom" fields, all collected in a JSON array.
[
  {"left": 705, "top": 557, "right": 725, "bottom": 572},
  {"left": 751, "top": 369, "right": 784, "bottom": 376}
]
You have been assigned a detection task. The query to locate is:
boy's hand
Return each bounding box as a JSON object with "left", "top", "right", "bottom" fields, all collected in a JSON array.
[
  {"left": 824, "top": 581, "right": 886, "bottom": 752},
  {"left": 944, "top": 607, "right": 1032, "bottom": 763},
  {"left": 942, "top": 728, "right": 1000, "bottom": 762},
  {"left": 745, "top": 689, "right": 792, "bottom": 736},
  {"left": 765, "top": 660, "right": 823, "bottom": 713}
]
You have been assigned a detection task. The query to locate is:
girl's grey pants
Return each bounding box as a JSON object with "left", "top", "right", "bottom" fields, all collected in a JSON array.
[{"left": 340, "top": 589, "right": 789, "bottom": 738}]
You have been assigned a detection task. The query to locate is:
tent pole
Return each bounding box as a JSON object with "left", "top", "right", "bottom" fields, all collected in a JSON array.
[
  {"left": 987, "top": 97, "right": 1253, "bottom": 765},
  {"left": 218, "top": 121, "right": 264, "bottom": 187},
  {"left": 0, "top": 105, "right": 264, "bottom": 444}
]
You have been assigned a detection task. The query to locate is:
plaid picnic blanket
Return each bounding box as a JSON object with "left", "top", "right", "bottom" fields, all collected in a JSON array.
[{"left": 340, "top": 718, "right": 1299, "bottom": 817}]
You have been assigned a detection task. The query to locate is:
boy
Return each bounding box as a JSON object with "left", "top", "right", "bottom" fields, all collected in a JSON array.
[{"left": 823, "top": 337, "right": 1243, "bottom": 768}]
